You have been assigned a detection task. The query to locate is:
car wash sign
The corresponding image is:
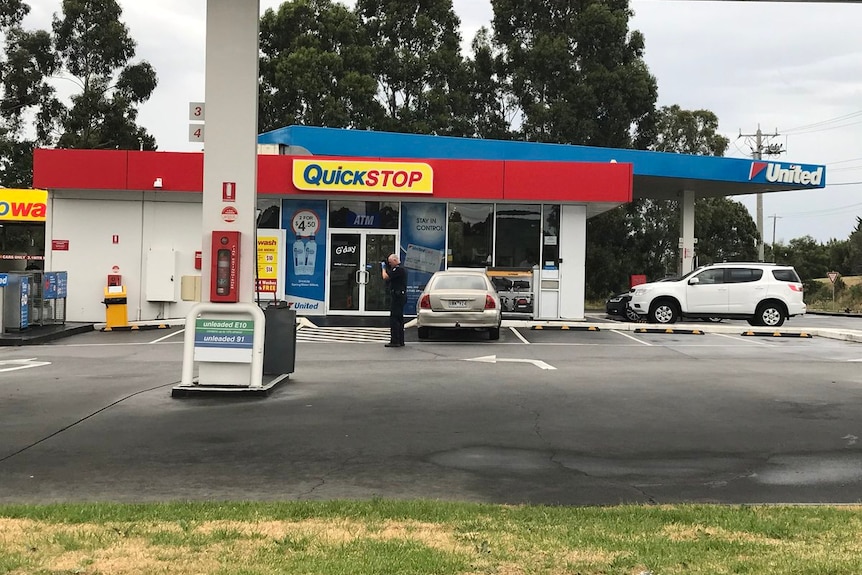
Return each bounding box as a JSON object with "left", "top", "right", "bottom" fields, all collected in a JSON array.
[
  {"left": 0, "top": 189, "right": 48, "bottom": 222},
  {"left": 749, "top": 162, "right": 825, "bottom": 187},
  {"left": 293, "top": 159, "right": 433, "bottom": 194}
]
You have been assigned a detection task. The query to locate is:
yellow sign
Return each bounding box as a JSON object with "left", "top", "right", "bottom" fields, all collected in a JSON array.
[
  {"left": 256, "top": 235, "right": 279, "bottom": 293},
  {"left": 293, "top": 159, "right": 433, "bottom": 194},
  {"left": 0, "top": 189, "right": 48, "bottom": 222}
]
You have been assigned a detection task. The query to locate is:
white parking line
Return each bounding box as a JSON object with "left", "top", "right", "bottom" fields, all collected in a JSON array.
[
  {"left": 611, "top": 330, "right": 653, "bottom": 346},
  {"left": 150, "top": 329, "right": 184, "bottom": 344},
  {"left": 712, "top": 332, "right": 772, "bottom": 345},
  {"left": 509, "top": 327, "right": 530, "bottom": 344},
  {"left": 0, "top": 358, "right": 51, "bottom": 373}
]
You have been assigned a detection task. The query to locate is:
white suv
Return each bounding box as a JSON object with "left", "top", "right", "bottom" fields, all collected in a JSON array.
[{"left": 628, "top": 263, "right": 806, "bottom": 327}]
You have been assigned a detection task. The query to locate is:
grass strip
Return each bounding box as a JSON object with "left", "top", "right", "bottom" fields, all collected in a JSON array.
[{"left": 1, "top": 501, "right": 861, "bottom": 574}]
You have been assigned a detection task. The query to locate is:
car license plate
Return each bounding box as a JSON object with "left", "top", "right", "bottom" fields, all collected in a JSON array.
[{"left": 449, "top": 300, "right": 468, "bottom": 308}]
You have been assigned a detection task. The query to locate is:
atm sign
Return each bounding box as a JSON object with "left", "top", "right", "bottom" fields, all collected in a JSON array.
[
  {"left": 0, "top": 189, "right": 48, "bottom": 222},
  {"left": 293, "top": 159, "right": 433, "bottom": 194}
]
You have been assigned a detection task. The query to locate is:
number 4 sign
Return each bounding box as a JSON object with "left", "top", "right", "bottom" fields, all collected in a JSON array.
[{"left": 188, "top": 124, "right": 205, "bottom": 142}]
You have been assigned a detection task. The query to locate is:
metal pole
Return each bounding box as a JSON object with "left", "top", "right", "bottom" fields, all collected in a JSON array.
[{"left": 755, "top": 127, "right": 764, "bottom": 262}]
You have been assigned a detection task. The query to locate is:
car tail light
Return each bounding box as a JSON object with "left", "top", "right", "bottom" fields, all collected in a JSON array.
[
  {"left": 419, "top": 294, "right": 431, "bottom": 309},
  {"left": 789, "top": 284, "right": 803, "bottom": 292},
  {"left": 484, "top": 295, "right": 496, "bottom": 309}
]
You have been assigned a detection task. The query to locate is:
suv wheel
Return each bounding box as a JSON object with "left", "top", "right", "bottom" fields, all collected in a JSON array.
[
  {"left": 755, "top": 301, "right": 786, "bottom": 327},
  {"left": 624, "top": 306, "right": 640, "bottom": 322},
  {"left": 649, "top": 300, "right": 679, "bottom": 324}
]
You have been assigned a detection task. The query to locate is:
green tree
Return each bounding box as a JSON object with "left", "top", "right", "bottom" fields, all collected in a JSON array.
[
  {"left": 465, "top": 27, "right": 514, "bottom": 140},
  {"left": 777, "top": 235, "right": 830, "bottom": 280},
  {"left": 0, "top": 1, "right": 60, "bottom": 187},
  {"left": 258, "top": 0, "right": 383, "bottom": 132},
  {"left": 693, "top": 197, "right": 758, "bottom": 264},
  {"left": 845, "top": 216, "right": 862, "bottom": 275},
  {"left": 491, "top": 0, "right": 657, "bottom": 148},
  {"left": 825, "top": 238, "right": 850, "bottom": 276},
  {"left": 651, "top": 105, "right": 729, "bottom": 156},
  {"left": 355, "top": 0, "right": 473, "bottom": 136},
  {"left": 585, "top": 204, "right": 640, "bottom": 298},
  {"left": 52, "top": 0, "right": 157, "bottom": 150}
]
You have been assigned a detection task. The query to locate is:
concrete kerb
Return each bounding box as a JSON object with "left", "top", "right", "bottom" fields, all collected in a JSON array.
[{"left": 504, "top": 318, "right": 862, "bottom": 343}]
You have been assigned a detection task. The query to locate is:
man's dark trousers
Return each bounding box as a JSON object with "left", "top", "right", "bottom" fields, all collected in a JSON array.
[{"left": 389, "top": 293, "right": 405, "bottom": 345}]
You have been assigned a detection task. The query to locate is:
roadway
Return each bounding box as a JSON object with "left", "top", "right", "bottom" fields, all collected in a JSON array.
[{"left": 1, "top": 315, "right": 861, "bottom": 505}]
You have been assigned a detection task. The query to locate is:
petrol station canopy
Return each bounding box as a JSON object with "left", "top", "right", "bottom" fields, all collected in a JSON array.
[{"left": 258, "top": 125, "right": 827, "bottom": 201}]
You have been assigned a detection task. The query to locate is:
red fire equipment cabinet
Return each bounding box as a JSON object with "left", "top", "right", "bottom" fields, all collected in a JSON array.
[{"left": 211, "top": 231, "right": 240, "bottom": 303}]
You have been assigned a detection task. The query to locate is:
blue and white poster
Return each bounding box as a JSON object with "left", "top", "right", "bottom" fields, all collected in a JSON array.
[
  {"left": 42, "top": 271, "right": 68, "bottom": 299},
  {"left": 20, "top": 276, "right": 29, "bottom": 329},
  {"left": 400, "top": 202, "right": 447, "bottom": 315},
  {"left": 282, "top": 199, "right": 327, "bottom": 315}
]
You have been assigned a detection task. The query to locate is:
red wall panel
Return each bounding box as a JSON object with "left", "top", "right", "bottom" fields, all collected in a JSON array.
[
  {"left": 427, "top": 159, "right": 505, "bottom": 200},
  {"left": 502, "top": 161, "right": 632, "bottom": 203},
  {"left": 34, "top": 149, "right": 129, "bottom": 190},
  {"left": 127, "top": 151, "right": 203, "bottom": 191},
  {"left": 258, "top": 155, "right": 294, "bottom": 194}
]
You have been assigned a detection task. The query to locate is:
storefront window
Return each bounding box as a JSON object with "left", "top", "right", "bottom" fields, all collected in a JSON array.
[
  {"left": 447, "top": 203, "right": 492, "bottom": 267},
  {"left": 541, "top": 204, "right": 560, "bottom": 269},
  {"left": 0, "top": 223, "right": 45, "bottom": 272},
  {"left": 256, "top": 198, "right": 280, "bottom": 229},
  {"left": 494, "top": 204, "right": 541, "bottom": 268},
  {"left": 329, "top": 200, "right": 399, "bottom": 229}
]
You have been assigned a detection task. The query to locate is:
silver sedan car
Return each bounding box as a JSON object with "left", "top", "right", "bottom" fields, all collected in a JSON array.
[{"left": 416, "top": 269, "right": 503, "bottom": 340}]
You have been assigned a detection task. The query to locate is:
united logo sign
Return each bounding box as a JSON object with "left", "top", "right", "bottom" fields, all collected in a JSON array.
[{"left": 749, "top": 162, "right": 824, "bottom": 186}]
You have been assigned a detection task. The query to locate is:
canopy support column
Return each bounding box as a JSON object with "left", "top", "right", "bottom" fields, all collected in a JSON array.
[{"left": 679, "top": 190, "right": 696, "bottom": 275}]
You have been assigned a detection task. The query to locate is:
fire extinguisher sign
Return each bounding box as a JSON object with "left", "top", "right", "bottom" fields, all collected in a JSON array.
[{"left": 222, "top": 182, "right": 236, "bottom": 202}]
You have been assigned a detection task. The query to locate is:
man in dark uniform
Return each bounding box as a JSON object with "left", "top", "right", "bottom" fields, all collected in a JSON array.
[{"left": 381, "top": 252, "right": 407, "bottom": 347}]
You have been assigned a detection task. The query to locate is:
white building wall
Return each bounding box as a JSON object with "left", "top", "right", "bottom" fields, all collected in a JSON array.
[
  {"left": 45, "top": 192, "right": 203, "bottom": 323},
  {"left": 140, "top": 197, "right": 202, "bottom": 321},
  {"left": 46, "top": 195, "right": 144, "bottom": 322},
  {"left": 558, "top": 204, "right": 587, "bottom": 320}
]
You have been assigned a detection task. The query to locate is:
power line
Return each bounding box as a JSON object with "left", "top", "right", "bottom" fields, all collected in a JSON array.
[
  {"left": 781, "top": 109, "right": 862, "bottom": 133},
  {"left": 828, "top": 156, "right": 862, "bottom": 166},
  {"left": 783, "top": 118, "right": 862, "bottom": 136},
  {"left": 779, "top": 201, "right": 862, "bottom": 218}
]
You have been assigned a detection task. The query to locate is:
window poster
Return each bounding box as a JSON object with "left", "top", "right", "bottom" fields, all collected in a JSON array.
[
  {"left": 281, "top": 199, "right": 327, "bottom": 315},
  {"left": 400, "top": 202, "right": 447, "bottom": 315}
]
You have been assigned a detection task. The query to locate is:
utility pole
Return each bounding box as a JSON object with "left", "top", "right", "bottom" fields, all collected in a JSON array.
[
  {"left": 768, "top": 214, "right": 782, "bottom": 261},
  {"left": 738, "top": 125, "right": 784, "bottom": 261}
]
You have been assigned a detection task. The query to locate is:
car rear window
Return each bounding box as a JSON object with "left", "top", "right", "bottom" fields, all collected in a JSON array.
[
  {"left": 433, "top": 275, "right": 488, "bottom": 290},
  {"left": 772, "top": 268, "right": 801, "bottom": 282}
]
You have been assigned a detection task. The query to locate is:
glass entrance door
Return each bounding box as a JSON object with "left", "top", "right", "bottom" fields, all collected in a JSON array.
[{"left": 328, "top": 231, "right": 396, "bottom": 314}]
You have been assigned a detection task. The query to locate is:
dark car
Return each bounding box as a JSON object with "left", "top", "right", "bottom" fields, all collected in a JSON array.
[
  {"left": 606, "top": 277, "right": 681, "bottom": 322},
  {"left": 606, "top": 291, "right": 640, "bottom": 322}
]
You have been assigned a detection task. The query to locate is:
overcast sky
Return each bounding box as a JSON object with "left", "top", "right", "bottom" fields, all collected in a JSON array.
[{"left": 24, "top": 0, "right": 862, "bottom": 244}]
